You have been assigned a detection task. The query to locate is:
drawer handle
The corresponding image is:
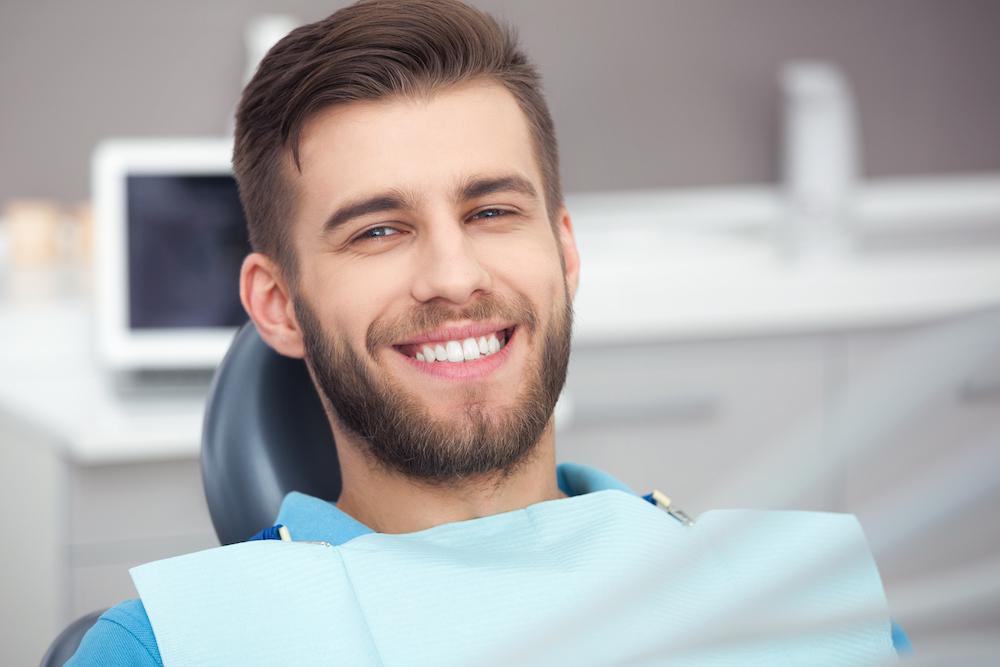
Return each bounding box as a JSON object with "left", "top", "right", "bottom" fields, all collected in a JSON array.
[
  {"left": 567, "top": 394, "right": 721, "bottom": 427},
  {"left": 959, "top": 379, "right": 1000, "bottom": 403}
]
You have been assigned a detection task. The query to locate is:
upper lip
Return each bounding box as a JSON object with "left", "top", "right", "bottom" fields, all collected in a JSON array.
[{"left": 393, "top": 321, "right": 515, "bottom": 346}]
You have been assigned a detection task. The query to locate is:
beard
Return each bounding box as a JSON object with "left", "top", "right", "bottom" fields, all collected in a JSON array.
[{"left": 294, "top": 289, "right": 573, "bottom": 484}]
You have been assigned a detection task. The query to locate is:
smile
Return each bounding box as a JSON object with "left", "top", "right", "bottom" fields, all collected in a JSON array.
[{"left": 396, "top": 327, "right": 513, "bottom": 363}]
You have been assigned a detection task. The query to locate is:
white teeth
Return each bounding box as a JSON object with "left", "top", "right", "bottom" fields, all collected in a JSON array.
[
  {"left": 413, "top": 330, "right": 509, "bottom": 363},
  {"left": 462, "top": 338, "right": 480, "bottom": 361},
  {"left": 446, "top": 340, "right": 464, "bottom": 362}
]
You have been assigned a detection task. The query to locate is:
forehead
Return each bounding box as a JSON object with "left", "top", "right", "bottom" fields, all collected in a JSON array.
[{"left": 292, "top": 81, "right": 542, "bottom": 224}]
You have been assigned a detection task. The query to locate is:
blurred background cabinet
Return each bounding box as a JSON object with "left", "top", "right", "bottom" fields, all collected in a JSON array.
[
  {"left": 66, "top": 459, "right": 217, "bottom": 620},
  {"left": 840, "top": 311, "right": 1000, "bottom": 648},
  {"left": 558, "top": 335, "right": 833, "bottom": 514},
  {"left": 1, "top": 423, "right": 216, "bottom": 665}
]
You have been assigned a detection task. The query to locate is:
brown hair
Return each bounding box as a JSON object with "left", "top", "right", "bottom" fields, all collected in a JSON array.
[{"left": 232, "top": 0, "right": 562, "bottom": 279}]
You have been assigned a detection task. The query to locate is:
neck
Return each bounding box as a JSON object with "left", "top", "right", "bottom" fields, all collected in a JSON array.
[{"left": 332, "top": 422, "right": 564, "bottom": 534}]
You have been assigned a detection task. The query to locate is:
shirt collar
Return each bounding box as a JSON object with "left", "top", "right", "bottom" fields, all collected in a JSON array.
[{"left": 275, "top": 462, "right": 635, "bottom": 546}]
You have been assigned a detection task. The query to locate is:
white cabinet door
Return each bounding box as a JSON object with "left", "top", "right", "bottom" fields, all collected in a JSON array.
[
  {"left": 557, "top": 336, "right": 834, "bottom": 516},
  {"left": 841, "top": 309, "right": 1000, "bottom": 647},
  {"left": 67, "top": 458, "right": 217, "bottom": 616}
]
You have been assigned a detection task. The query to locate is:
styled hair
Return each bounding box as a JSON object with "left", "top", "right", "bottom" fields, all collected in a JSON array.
[{"left": 232, "top": 0, "right": 562, "bottom": 278}]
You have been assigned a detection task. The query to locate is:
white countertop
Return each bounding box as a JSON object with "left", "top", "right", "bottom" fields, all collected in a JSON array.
[
  {"left": 3, "top": 174, "right": 1000, "bottom": 463},
  {"left": 573, "top": 235, "right": 1000, "bottom": 345},
  {"left": 0, "top": 294, "right": 207, "bottom": 464}
]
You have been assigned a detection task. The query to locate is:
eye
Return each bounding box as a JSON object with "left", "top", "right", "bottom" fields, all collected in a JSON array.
[
  {"left": 470, "top": 207, "right": 512, "bottom": 221},
  {"left": 355, "top": 225, "right": 401, "bottom": 242}
]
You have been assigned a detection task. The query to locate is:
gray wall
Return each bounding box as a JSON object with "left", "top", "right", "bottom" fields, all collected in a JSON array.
[{"left": 1, "top": 0, "right": 999, "bottom": 204}]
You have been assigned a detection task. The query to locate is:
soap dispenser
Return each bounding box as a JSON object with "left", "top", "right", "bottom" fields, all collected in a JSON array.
[
  {"left": 225, "top": 14, "right": 300, "bottom": 136},
  {"left": 780, "top": 61, "right": 861, "bottom": 262}
]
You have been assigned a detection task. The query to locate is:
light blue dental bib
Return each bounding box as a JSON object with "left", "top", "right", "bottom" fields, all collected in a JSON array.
[{"left": 131, "top": 490, "right": 897, "bottom": 666}]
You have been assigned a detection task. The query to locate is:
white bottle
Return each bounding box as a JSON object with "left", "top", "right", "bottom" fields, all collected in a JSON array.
[
  {"left": 226, "top": 15, "right": 299, "bottom": 135},
  {"left": 243, "top": 15, "right": 300, "bottom": 85},
  {"left": 780, "top": 61, "right": 861, "bottom": 262}
]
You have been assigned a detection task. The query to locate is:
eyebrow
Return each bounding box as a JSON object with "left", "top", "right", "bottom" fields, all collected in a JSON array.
[
  {"left": 322, "top": 191, "right": 413, "bottom": 235},
  {"left": 320, "top": 173, "right": 539, "bottom": 236},
  {"left": 455, "top": 174, "right": 539, "bottom": 203}
]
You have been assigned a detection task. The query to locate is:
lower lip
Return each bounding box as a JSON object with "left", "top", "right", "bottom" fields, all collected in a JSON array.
[{"left": 395, "top": 328, "right": 517, "bottom": 380}]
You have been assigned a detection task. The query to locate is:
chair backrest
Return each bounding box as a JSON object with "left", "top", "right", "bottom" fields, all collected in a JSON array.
[{"left": 201, "top": 321, "right": 342, "bottom": 545}]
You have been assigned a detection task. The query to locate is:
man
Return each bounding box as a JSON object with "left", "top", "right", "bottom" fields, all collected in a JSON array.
[{"left": 69, "top": 1, "right": 903, "bottom": 664}]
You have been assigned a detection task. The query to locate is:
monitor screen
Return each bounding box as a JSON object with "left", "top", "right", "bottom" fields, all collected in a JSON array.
[
  {"left": 95, "top": 138, "right": 260, "bottom": 370},
  {"left": 126, "top": 174, "right": 250, "bottom": 330}
]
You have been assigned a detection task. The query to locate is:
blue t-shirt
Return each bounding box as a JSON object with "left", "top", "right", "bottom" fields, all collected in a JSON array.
[{"left": 67, "top": 464, "right": 909, "bottom": 664}]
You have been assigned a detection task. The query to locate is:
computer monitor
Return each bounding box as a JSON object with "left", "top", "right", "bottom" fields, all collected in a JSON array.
[{"left": 92, "top": 138, "right": 251, "bottom": 371}]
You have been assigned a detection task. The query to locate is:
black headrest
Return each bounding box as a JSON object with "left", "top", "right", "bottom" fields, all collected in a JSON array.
[{"left": 201, "top": 322, "right": 341, "bottom": 545}]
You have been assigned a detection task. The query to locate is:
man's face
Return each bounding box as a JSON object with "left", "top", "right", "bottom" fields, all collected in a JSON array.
[{"left": 286, "top": 81, "right": 578, "bottom": 482}]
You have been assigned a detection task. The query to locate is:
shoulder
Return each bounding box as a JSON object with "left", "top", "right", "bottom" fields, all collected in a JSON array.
[{"left": 66, "top": 599, "right": 161, "bottom": 666}]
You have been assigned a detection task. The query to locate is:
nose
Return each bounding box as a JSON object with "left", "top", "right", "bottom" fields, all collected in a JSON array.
[{"left": 410, "top": 221, "right": 493, "bottom": 305}]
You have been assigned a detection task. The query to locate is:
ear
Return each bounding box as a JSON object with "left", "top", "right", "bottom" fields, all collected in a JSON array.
[
  {"left": 239, "top": 252, "right": 306, "bottom": 358},
  {"left": 554, "top": 206, "right": 580, "bottom": 299}
]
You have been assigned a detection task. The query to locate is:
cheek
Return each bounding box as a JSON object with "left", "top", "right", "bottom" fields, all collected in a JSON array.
[
  {"left": 483, "top": 236, "right": 566, "bottom": 303},
  {"left": 303, "top": 259, "right": 404, "bottom": 350}
]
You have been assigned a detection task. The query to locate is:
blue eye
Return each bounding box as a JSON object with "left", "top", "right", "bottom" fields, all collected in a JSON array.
[
  {"left": 471, "top": 208, "right": 510, "bottom": 220},
  {"left": 359, "top": 226, "right": 399, "bottom": 240}
]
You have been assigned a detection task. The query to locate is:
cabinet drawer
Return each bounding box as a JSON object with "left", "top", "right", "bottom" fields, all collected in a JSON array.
[
  {"left": 842, "top": 312, "right": 1000, "bottom": 579},
  {"left": 69, "top": 532, "right": 217, "bottom": 618},
  {"left": 70, "top": 562, "right": 139, "bottom": 620},
  {"left": 840, "top": 311, "right": 1000, "bottom": 648},
  {"left": 69, "top": 457, "right": 215, "bottom": 546},
  {"left": 558, "top": 336, "right": 834, "bottom": 514}
]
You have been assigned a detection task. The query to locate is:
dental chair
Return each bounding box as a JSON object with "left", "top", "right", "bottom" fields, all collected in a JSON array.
[{"left": 41, "top": 323, "right": 339, "bottom": 665}]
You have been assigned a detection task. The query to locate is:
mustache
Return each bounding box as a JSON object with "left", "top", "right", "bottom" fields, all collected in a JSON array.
[{"left": 366, "top": 292, "right": 538, "bottom": 355}]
